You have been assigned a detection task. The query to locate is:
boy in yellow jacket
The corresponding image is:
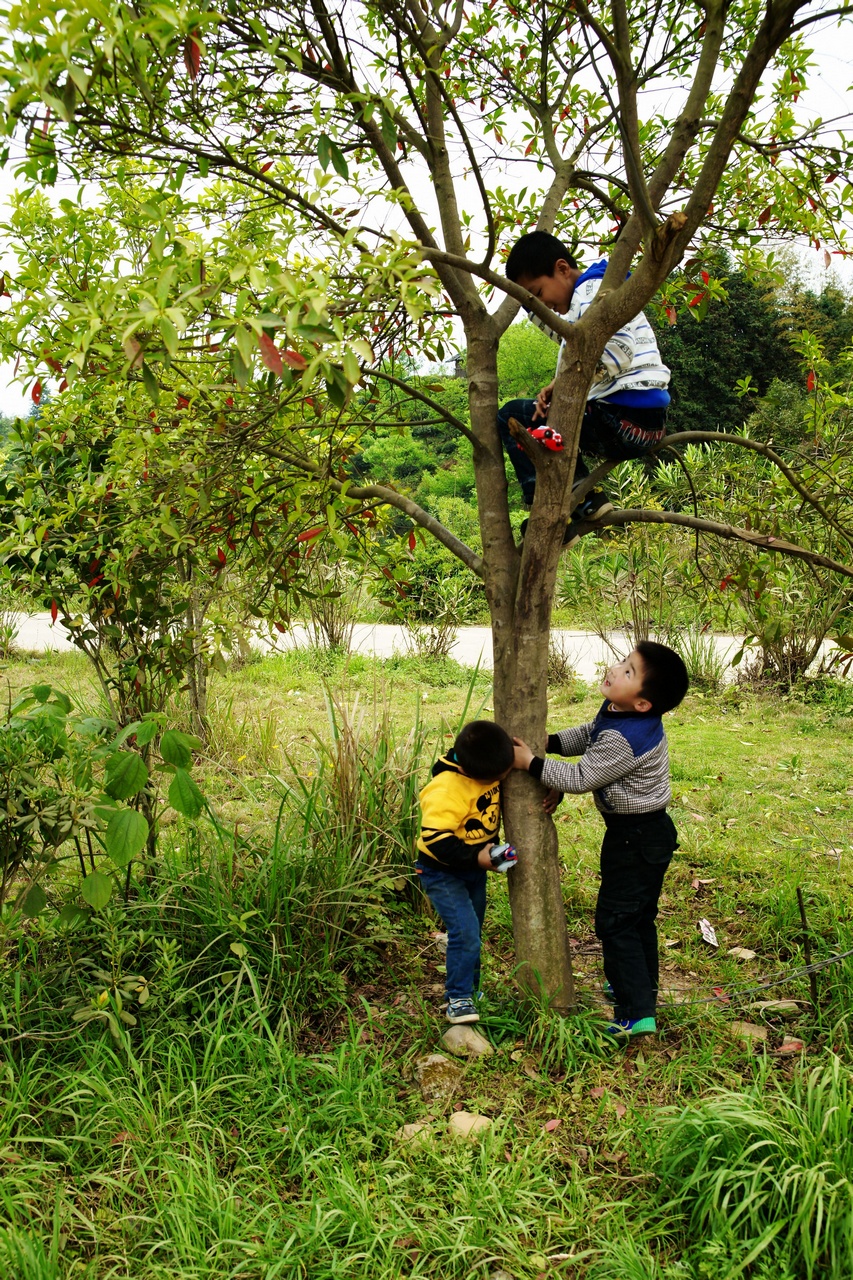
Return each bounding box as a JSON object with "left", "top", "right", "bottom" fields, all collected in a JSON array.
[{"left": 416, "top": 720, "right": 515, "bottom": 1025}]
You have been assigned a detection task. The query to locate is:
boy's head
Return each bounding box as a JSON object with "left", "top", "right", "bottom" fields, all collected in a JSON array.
[
  {"left": 454, "top": 720, "right": 514, "bottom": 781},
  {"left": 505, "top": 231, "right": 580, "bottom": 315},
  {"left": 601, "top": 642, "right": 689, "bottom": 715}
]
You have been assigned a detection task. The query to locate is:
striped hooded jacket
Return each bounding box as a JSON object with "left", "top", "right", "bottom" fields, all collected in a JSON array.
[{"left": 528, "top": 259, "right": 670, "bottom": 411}]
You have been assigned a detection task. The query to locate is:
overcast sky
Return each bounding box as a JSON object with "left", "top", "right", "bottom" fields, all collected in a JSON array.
[{"left": 0, "top": 14, "right": 850, "bottom": 419}]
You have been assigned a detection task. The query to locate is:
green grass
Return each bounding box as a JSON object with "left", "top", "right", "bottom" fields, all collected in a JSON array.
[{"left": 4, "top": 646, "right": 853, "bottom": 1275}]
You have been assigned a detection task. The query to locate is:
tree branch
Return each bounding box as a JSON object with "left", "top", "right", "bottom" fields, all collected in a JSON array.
[
  {"left": 256, "top": 443, "right": 484, "bottom": 575},
  {"left": 659, "top": 430, "right": 853, "bottom": 548},
  {"left": 592, "top": 508, "right": 853, "bottom": 581}
]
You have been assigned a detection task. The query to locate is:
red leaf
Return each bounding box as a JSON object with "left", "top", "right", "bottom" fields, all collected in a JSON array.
[
  {"left": 260, "top": 161, "right": 273, "bottom": 173},
  {"left": 543, "top": 1118, "right": 561, "bottom": 1132},
  {"left": 217, "top": 547, "right": 227, "bottom": 564},
  {"left": 825, "top": 171, "right": 839, "bottom": 183},
  {"left": 757, "top": 206, "right": 773, "bottom": 226},
  {"left": 176, "top": 395, "right": 190, "bottom": 410},
  {"left": 274, "top": 621, "right": 287, "bottom": 633},
  {"left": 701, "top": 270, "right": 710, "bottom": 285},
  {"left": 297, "top": 527, "right": 322, "bottom": 543},
  {"left": 31, "top": 379, "right": 42, "bottom": 405},
  {"left": 665, "top": 306, "right": 677, "bottom": 326},
  {"left": 183, "top": 34, "right": 202, "bottom": 81},
  {"left": 58, "top": 378, "right": 68, "bottom": 392},
  {"left": 283, "top": 349, "right": 308, "bottom": 370},
  {"left": 589, "top": 1086, "right": 606, "bottom": 1100},
  {"left": 408, "top": 530, "right": 416, "bottom": 551},
  {"left": 50, "top": 599, "right": 58, "bottom": 622},
  {"left": 719, "top": 574, "right": 734, "bottom": 590},
  {"left": 807, "top": 196, "right": 817, "bottom": 211},
  {"left": 807, "top": 370, "right": 816, "bottom": 392},
  {"left": 257, "top": 332, "right": 283, "bottom": 375},
  {"left": 688, "top": 292, "right": 705, "bottom": 308}
]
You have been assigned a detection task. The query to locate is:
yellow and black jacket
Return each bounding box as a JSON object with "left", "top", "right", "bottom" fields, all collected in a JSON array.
[{"left": 416, "top": 752, "right": 502, "bottom": 873}]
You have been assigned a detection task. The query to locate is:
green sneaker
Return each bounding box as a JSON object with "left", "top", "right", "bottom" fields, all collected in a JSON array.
[{"left": 605, "top": 1016, "right": 656, "bottom": 1039}]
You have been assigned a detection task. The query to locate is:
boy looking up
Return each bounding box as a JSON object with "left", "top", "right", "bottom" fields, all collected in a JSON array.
[
  {"left": 416, "top": 720, "right": 515, "bottom": 1025},
  {"left": 512, "top": 641, "right": 689, "bottom": 1038},
  {"left": 499, "top": 230, "right": 671, "bottom": 546}
]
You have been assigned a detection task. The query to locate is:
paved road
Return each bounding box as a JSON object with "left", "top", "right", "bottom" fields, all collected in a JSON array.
[{"left": 9, "top": 613, "right": 744, "bottom": 683}]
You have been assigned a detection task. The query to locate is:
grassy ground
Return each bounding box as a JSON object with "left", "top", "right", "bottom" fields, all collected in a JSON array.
[{"left": 3, "top": 643, "right": 853, "bottom": 1278}]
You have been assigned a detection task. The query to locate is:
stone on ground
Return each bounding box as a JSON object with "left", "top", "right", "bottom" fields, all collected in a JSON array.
[
  {"left": 441, "top": 1025, "right": 494, "bottom": 1058},
  {"left": 448, "top": 1111, "right": 492, "bottom": 1140},
  {"left": 413, "top": 1053, "right": 463, "bottom": 1103}
]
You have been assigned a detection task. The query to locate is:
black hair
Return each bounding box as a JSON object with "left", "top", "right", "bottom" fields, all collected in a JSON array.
[
  {"left": 505, "top": 231, "right": 578, "bottom": 282},
  {"left": 454, "top": 720, "right": 514, "bottom": 780},
  {"left": 635, "top": 640, "right": 689, "bottom": 715}
]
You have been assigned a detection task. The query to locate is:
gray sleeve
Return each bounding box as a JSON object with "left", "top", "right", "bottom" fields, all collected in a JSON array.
[
  {"left": 540, "top": 728, "right": 636, "bottom": 795},
  {"left": 549, "top": 723, "right": 594, "bottom": 756}
]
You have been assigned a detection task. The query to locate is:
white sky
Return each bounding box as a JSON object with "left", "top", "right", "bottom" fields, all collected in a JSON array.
[{"left": 0, "top": 14, "right": 850, "bottom": 418}]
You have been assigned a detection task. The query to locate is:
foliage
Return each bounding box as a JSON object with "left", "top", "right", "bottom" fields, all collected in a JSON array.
[
  {"left": 657, "top": 262, "right": 797, "bottom": 437},
  {"left": 0, "top": 682, "right": 205, "bottom": 915},
  {"left": 496, "top": 322, "right": 561, "bottom": 402}
]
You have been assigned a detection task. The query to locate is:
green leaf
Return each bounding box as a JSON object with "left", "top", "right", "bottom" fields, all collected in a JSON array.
[
  {"left": 21, "top": 884, "right": 47, "bottom": 917},
  {"left": 135, "top": 720, "right": 159, "bottom": 747},
  {"left": 32, "top": 684, "right": 52, "bottom": 703},
  {"left": 168, "top": 767, "right": 205, "bottom": 819},
  {"left": 160, "top": 729, "right": 201, "bottom": 768},
  {"left": 142, "top": 363, "right": 160, "bottom": 404},
  {"left": 329, "top": 139, "right": 349, "bottom": 180},
  {"left": 57, "top": 903, "right": 90, "bottom": 929},
  {"left": 104, "top": 751, "right": 149, "bottom": 800},
  {"left": 317, "top": 132, "right": 332, "bottom": 172},
  {"left": 104, "top": 809, "right": 149, "bottom": 868},
  {"left": 235, "top": 323, "right": 254, "bottom": 367},
  {"left": 379, "top": 107, "right": 397, "bottom": 153},
  {"left": 81, "top": 870, "right": 112, "bottom": 910}
]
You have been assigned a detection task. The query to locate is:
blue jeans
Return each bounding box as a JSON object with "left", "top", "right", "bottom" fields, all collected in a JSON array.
[
  {"left": 416, "top": 859, "right": 487, "bottom": 1000},
  {"left": 497, "top": 397, "right": 666, "bottom": 504},
  {"left": 594, "top": 811, "right": 678, "bottom": 1021}
]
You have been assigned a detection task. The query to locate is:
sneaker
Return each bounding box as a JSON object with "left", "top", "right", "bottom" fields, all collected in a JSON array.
[
  {"left": 446, "top": 997, "right": 479, "bottom": 1024},
  {"left": 605, "top": 1016, "right": 656, "bottom": 1039},
  {"left": 564, "top": 490, "right": 614, "bottom": 549}
]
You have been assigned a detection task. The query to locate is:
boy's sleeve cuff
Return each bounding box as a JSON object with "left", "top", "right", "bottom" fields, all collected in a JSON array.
[
  {"left": 528, "top": 756, "right": 545, "bottom": 781},
  {"left": 546, "top": 733, "right": 561, "bottom": 754}
]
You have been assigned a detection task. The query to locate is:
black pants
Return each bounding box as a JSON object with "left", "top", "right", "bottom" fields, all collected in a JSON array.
[
  {"left": 594, "top": 811, "right": 678, "bottom": 1021},
  {"left": 497, "top": 397, "right": 667, "bottom": 505}
]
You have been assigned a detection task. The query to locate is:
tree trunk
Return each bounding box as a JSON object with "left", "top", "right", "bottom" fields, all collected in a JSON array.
[{"left": 466, "top": 324, "right": 596, "bottom": 1011}]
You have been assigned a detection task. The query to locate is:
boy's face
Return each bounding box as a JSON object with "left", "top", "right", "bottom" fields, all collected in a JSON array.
[
  {"left": 516, "top": 258, "right": 579, "bottom": 314},
  {"left": 601, "top": 649, "right": 653, "bottom": 713}
]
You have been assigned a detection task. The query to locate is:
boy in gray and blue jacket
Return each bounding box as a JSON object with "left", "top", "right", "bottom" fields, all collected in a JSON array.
[{"left": 512, "top": 641, "right": 689, "bottom": 1039}]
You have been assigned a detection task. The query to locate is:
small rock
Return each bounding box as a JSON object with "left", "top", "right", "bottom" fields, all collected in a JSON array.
[
  {"left": 394, "top": 1122, "right": 433, "bottom": 1148},
  {"left": 413, "top": 1053, "right": 463, "bottom": 1103},
  {"left": 727, "top": 946, "right": 757, "bottom": 960},
  {"left": 448, "top": 1111, "right": 492, "bottom": 1140},
  {"left": 751, "top": 999, "right": 803, "bottom": 1019},
  {"left": 441, "top": 1025, "right": 494, "bottom": 1058},
  {"left": 731, "top": 1020, "right": 768, "bottom": 1047},
  {"left": 489, "top": 1271, "right": 515, "bottom": 1280}
]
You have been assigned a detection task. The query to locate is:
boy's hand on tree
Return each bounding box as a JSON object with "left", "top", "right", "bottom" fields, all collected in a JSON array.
[
  {"left": 543, "top": 788, "right": 562, "bottom": 814},
  {"left": 477, "top": 844, "right": 494, "bottom": 870},
  {"left": 532, "top": 381, "right": 554, "bottom": 421},
  {"left": 512, "top": 737, "right": 534, "bottom": 770}
]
